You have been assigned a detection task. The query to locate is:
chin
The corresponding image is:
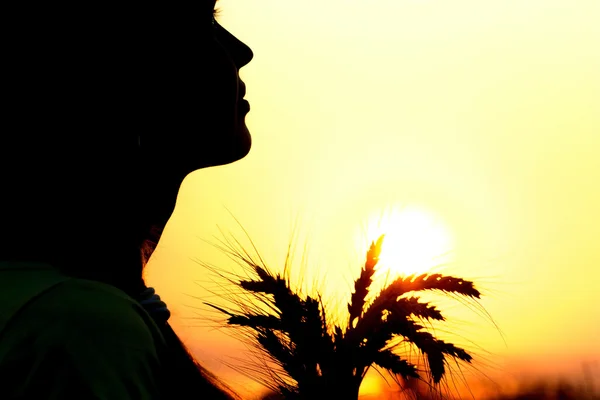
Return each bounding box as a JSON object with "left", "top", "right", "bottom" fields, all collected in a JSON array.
[
  {"left": 175, "top": 123, "right": 252, "bottom": 170},
  {"left": 234, "top": 125, "right": 252, "bottom": 160},
  {"left": 212, "top": 125, "right": 252, "bottom": 167}
]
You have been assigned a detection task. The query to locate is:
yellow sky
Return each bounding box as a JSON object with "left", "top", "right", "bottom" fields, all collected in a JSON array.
[{"left": 146, "top": 1, "right": 600, "bottom": 397}]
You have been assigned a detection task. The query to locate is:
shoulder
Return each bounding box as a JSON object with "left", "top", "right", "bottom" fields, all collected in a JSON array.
[
  {"left": 0, "top": 265, "right": 167, "bottom": 398},
  {"left": 36, "top": 278, "right": 164, "bottom": 348}
]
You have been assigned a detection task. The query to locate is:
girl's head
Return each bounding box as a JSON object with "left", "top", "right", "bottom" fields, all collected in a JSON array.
[{"left": 1, "top": 3, "right": 254, "bottom": 288}]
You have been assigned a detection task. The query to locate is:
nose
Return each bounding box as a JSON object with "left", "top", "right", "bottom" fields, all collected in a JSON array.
[
  {"left": 216, "top": 25, "right": 253, "bottom": 69},
  {"left": 236, "top": 40, "right": 253, "bottom": 69}
]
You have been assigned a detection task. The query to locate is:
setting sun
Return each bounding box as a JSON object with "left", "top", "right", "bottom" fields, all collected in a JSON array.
[{"left": 358, "top": 206, "right": 455, "bottom": 277}]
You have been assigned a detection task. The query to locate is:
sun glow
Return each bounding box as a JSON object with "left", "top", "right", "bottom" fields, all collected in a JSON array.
[{"left": 359, "top": 206, "right": 455, "bottom": 277}]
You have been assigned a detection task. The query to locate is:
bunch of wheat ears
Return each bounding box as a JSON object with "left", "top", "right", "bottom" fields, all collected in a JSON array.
[{"left": 206, "top": 235, "right": 482, "bottom": 400}]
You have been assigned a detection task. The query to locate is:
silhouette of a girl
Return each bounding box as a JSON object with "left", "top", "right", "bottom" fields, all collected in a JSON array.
[{"left": 1, "top": 2, "right": 252, "bottom": 398}]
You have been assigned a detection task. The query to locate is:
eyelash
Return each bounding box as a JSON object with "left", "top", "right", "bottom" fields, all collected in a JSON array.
[{"left": 212, "top": 7, "right": 221, "bottom": 23}]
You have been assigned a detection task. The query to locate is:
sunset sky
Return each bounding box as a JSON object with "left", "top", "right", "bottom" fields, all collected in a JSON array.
[{"left": 145, "top": 1, "right": 600, "bottom": 397}]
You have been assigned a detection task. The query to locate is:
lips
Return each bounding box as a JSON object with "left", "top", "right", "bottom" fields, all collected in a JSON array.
[
  {"left": 239, "top": 99, "right": 250, "bottom": 113},
  {"left": 237, "top": 80, "right": 249, "bottom": 114}
]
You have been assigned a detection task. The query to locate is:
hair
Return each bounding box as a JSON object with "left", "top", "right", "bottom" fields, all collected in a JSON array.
[{"left": 141, "top": 227, "right": 239, "bottom": 399}]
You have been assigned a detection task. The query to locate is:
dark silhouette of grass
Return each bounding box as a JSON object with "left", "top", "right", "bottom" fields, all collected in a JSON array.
[
  {"left": 205, "top": 233, "right": 488, "bottom": 400},
  {"left": 259, "top": 376, "right": 600, "bottom": 400},
  {"left": 489, "top": 379, "right": 600, "bottom": 400},
  {"left": 489, "top": 365, "right": 600, "bottom": 400}
]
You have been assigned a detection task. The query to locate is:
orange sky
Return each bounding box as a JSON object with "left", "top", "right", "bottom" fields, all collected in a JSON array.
[{"left": 146, "top": 1, "right": 600, "bottom": 398}]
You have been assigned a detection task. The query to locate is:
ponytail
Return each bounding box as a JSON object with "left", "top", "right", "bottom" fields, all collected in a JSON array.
[{"left": 137, "top": 226, "right": 238, "bottom": 400}]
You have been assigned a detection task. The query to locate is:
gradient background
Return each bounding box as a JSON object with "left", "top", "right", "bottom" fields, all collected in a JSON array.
[{"left": 146, "top": 1, "right": 600, "bottom": 398}]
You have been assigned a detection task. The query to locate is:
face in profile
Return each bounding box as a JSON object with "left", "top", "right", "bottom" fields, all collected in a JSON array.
[
  {"left": 206, "top": 7, "right": 254, "bottom": 165},
  {"left": 141, "top": 2, "right": 254, "bottom": 179}
]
